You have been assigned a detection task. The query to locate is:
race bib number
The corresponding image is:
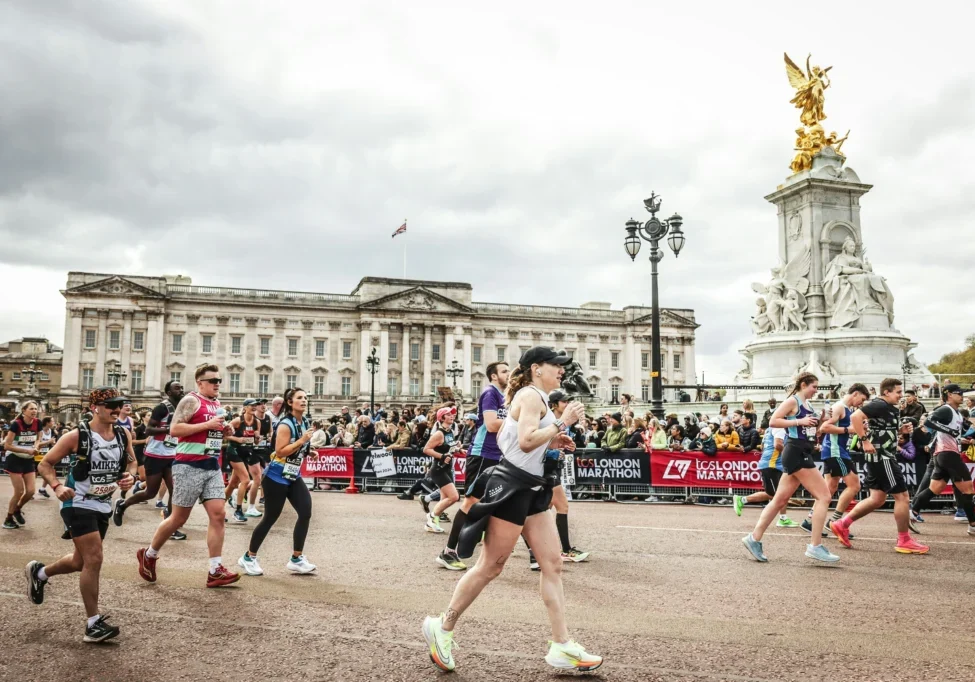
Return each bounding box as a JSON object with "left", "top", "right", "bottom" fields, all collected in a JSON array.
[
  {"left": 804, "top": 426, "right": 817, "bottom": 440},
  {"left": 282, "top": 463, "right": 301, "bottom": 479},
  {"left": 164, "top": 435, "right": 178, "bottom": 448},
  {"left": 240, "top": 437, "right": 254, "bottom": 445},
  {"left": 87, "top": 483, "right": 118, "bottom": 498},
  {"left": 497, "top": 407, "right": 508, "bottom": 420},
  {"left": 259, "top": 438, "right": 269, "bottom": 448}
]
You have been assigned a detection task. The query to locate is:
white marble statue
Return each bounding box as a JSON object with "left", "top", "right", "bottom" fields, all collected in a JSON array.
[
  {"left": 751, "top": 243, "right": 811, "bottom": 334},
  {"left": 823, "top": 237, "right": 894, "bottom": 328}
]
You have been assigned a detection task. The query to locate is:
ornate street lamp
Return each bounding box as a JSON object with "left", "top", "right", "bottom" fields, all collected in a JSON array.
[
  {"left": 106, "top": 361, "right": 127, "bottom": 390},
  {"left": 623, "top": 191, "right": 686, "bottom": 419},
  {"left": 366, "top": 347, "right": 380, "bottom": 419},
  {"left": 446, "top": 359, "right": 464, "bottom": 394}
]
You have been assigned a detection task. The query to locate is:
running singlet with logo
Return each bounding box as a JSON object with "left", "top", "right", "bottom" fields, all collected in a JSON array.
[
  {"left": 174, "top": 392, "right": 223, "bottom": 470},
  {"left": 36, "top": 428, "right": 54, "bottom": 462},
  {"left": 928, "top": 405, "right": 964, "bottom": 454},
  {"left": 8, "top": 417, "right": 40, "bottom": 460},
  {"left": 116, "top": 416, "right": 134, "bottom": 432},
  {"left": 266, "top": 415, "right": 311, "bottom": 485},
  {"left": 758, "top": 427, "right": 787, "bottom": 471},
  {"left": 821, "top": 403, "right": 854, "bottom": 461},
  {"left": 64, "top": 426, "right": 127, "bottom": 513},
  {"left": 235, "top": 416, "right": 260, "bottom": 456},
  {"left": 431, "top": 427, "right": 458, "bottom": 469},
  {"left": 858, "top": 398, "right": 900, "bottom": 463},
  {"left": 145, "top": 399, "right": 178, "bottom": 458},
  {"left": 784, "top": 397, "right": 818, "bottom": 443},
  {"left": 467, "top": 385, "right": 505, "bottom": 461}
]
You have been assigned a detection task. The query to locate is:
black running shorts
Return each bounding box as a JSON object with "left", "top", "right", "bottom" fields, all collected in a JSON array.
[
  {"left": 227, "top": 448, "right": 246, "bottom": 464},
  {"left": 823, "top": 457, "right": 856, "bottom": 478},
  {"left": 143, "top": 455, "right": 173, "bottom": 477},
  {"left": 3, "top": 455, "right": 35, "bottom": 475},
  {"left": 246, "top": 451, "right": 264, "bottom": 468},
  {"left": 60, "top": 507, "right": 110, "bottom": 540},
  {"left": 864, "top": 458, "right": 907, "bottom": 495},
  {"left": 781, "top": 440, "right": 817, "bottom": 475},
  {"left": 931, "top": 450, "right": 973, "bottom": 484},
  {"left": 492, "top": 487, "right": 552, "bottom": 526},
  {"left": 430, "top": 461, "right": 454, "bottom": 489},
  {"left": 761, "top": 468, "right": 783, "bottom": 497},
  {"left": 465, "top": 456, "right": 499, "bottom": 499}
]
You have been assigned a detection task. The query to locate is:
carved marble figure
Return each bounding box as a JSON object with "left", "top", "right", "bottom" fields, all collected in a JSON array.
[{"left": 823, "top": 237, "right": 895, "bottom": 328}]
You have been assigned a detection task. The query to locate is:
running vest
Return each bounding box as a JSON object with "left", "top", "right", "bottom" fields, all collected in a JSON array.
[
  {"left": 36, "top": 428, "right": 54, "bottom": 462},
  {"left": 174, "top": 391, "right": 223, "bottom": 469},
  {"left": 758, "top": 427, "right": 786, "bottom": 471},
  {"left": 8, "top": 416, "right": 40, "bottom": 459},
  {"left": 65, "top": 422, "right": 128, "bottom": 513},
  {"left": 429, "top": 425, "right": 458, "bottom": 471},
  {"left": 932, "top": 406, "right": 964, "bottom": 454},
  {"left": 497, "top": 386, "right": 557, "bottom": 477},
  {"left": 254, "top": 414, "right": 272, "bottom": 452},
  {"left": 116, "top": 415, "right": 134, "bottom": 431},
  {"left": 784, "top": 396, "right": 818, "bottom": 442},
  {"left": 145, "top": 399, "right": 178, "bottom": 458},
  {"left": 267, "top": 414, "right": 311, "bottom": 484},
  {"left": 235, "top": 415, "right": 260, "bottom": 454},
  {"left": 822, "top": 403, "right": 853, "bottom": 460}
]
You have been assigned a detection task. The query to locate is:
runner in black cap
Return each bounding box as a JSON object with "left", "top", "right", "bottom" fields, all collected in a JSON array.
[
  {"left": 422, "top": 346, "right": 602, "bottom": 673},
  {"left": 224, "top": 398, "right": 263, "bottom": 523},
  {"left": 910, "top": 383, "right": 975, "bottom": 537}
]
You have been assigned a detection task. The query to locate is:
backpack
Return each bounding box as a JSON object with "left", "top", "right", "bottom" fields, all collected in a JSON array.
[{"left": 71, "top": 422, "right": 128, "bottom": 482}]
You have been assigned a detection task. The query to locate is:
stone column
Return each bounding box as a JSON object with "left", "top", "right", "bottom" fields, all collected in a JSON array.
[
  {"left": 400, "top": 323, "right": 411, "bottom": 397},
  {"left": 94, "top": 309, "right": 109, "bottom": 384},
  {"left": 62, "top": 309, "right": 84, "bottom": 392},
  {"left": 423, "top": 325, "right": 433, "bottom": 395},
  {"left": 185, "top": 314, "right": 200, "bottom": 378},
  {"left": 445, "top": 328, "right": 456, "bottom": 367},
  {"left": 121, "top": 311, "right": 133, "bottom": 382},
  {"left": 462, "top": 327, "right": 472, "bottom": 396},
  {"left": 625, "top": 332, "right": 637, "bottom": 395},
  {"left": 379, "top": 323, "right": 390, "bottom": 398},
  {"left": 359, "top": 322, "right": 371, "bottom": 394},
  {"left": 144, "top": 312, "right": 162, "bottom": 393}
]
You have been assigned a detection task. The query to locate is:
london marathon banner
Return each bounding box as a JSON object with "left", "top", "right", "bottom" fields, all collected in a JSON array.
[
  {"left": 300, "top": 447, "right": 466, "bottom": 484},
  {"left": 572, "top": 451, "right": 651, "bottom": 485}
]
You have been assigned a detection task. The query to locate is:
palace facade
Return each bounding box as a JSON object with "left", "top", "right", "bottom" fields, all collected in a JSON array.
[{"left": 58, "top": 273, "right": 698, "bottom": 414}]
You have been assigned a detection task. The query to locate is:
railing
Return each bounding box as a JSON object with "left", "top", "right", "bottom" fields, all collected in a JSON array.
[
  {"left": 167, "top": 284, "right": 359, "bottom": 305},
  {"left": 473, "top": 302, "right": 626, "bottom": 321}
]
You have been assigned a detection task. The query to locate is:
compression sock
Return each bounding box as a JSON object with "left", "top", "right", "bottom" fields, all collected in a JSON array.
[
  {"left": 830, "top": 510, "right": 843, "bottom": 522},
  {"left": 911, "top": 487, "right": 936, "bottom": 514},
  {"left": 556, "top": 513, "right": 571, "bottom": 553},
  {"left": 445, "top": 510, "right": 467, "bottom": 552},
  {"left": 958, "top": 492, "right": 975, "bottom": 524}
]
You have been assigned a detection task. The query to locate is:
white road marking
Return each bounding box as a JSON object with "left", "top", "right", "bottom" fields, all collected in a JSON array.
[{"left": 615, "top": 525, "right": 975, "bottom": 545}]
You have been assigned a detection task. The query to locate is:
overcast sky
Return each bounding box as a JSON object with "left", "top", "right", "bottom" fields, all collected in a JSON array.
[{"left": 2, "top": 1, "right": 973, "bottom": 381}]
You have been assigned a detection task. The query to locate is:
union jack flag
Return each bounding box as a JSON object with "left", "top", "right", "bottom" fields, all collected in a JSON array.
[{"left": 391, "top": 221, "right": 407, "bottom": 238}]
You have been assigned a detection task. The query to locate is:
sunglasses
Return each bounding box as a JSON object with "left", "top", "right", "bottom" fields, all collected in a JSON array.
[
  {"left": 96, "top": 400, "right": 127, "bottom": 409},
  {"left": 202, "top": 378, "right": 223, "bottom": 385}
]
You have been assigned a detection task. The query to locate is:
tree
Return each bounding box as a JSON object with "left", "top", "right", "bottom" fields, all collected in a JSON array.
[{"left": 929, "top": 335, "right": 975, "bottom": 376}]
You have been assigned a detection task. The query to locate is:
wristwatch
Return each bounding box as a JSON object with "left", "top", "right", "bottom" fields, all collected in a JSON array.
[{"left": 553, "top": 419, "right": 565, "bottom": 430}]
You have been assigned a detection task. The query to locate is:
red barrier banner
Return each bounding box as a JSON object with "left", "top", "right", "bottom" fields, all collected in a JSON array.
[
  {"left": 649, "top": 449, "right": 763, "bottom": 489},
  {"left": 301, "top": 448, "right": 354, "bottom": 478}
]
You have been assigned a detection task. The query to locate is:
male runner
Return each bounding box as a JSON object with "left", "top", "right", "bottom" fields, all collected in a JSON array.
[
  {"left": 136, "top": 365, "right": 240, "bottom": 587},
  {"left": 809, "top": 383, "right": 868, "bottom": 535},
  {"left": 733, "top": 424, "right": 800, "bottom": 527},
  {"left": 830, "top": 378, "right": 928, "bottom": 554},
  {"left": 910, "top": 383, "right": 975, "bottom": 536},
  {"left": 27, "top": 386, "right": 137, "bottom": 642},
  {"left": 113, "top": 381, "right": 186, "bottom": 540},
  {"left": 436, "top": 362, "right": 509, "bottom": 570}
]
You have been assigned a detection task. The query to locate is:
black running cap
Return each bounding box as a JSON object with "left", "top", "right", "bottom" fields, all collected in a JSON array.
[
  {"left": 519, "top": 346, "right": 572, "bottom": 368},
  {"left": 944, "top": 383, "right": 964, "bottom": 395},
  {"left": 548, "top": 389, "right": 570, "bottom": 404}
]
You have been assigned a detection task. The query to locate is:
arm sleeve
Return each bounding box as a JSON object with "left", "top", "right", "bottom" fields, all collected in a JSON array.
[{"left": 924, "top": 406, "right": 960, "bottom": 436}]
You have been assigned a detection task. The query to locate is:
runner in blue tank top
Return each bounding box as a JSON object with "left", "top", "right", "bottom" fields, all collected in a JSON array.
[
  {"left": 742, "top": 373, "right": 839, "bottom": 563},
  {"left": 816, "top": 383, "right": 869, "bottom": 536}
]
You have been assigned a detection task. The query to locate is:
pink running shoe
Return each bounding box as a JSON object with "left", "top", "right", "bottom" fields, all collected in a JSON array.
[
  {"left": 895, "top": 537, "right": 929, "bottom": 554},
  {"left": 831, "top": 519, "right": 852, "bottom": 549}
]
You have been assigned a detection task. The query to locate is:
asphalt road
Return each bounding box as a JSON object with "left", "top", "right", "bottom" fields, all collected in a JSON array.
[{"left": 1, "top": 480, "right": 972, "bottom": 681}]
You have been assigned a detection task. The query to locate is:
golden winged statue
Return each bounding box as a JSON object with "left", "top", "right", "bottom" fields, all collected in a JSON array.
[{"left": 784, "top": 52, "right": 831, "bottom": 127}]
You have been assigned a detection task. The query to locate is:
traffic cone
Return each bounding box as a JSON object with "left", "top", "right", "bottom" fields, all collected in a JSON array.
[{"left": 345, "top": 477, "right": 360, "bottom": 494}]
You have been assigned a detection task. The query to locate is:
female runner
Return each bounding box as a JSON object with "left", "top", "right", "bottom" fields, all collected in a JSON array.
[{"left": 4, "top": 401, "right": 42, "bottom": 529}]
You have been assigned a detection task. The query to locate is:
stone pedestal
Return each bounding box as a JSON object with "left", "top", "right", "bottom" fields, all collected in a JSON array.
[{"left": 738, "top": 150, "right": 932, "bottom": 392}]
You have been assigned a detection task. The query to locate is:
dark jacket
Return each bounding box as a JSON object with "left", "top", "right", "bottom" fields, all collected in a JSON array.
[
  {"left": 737, "top": 425, "right": 761, "bottom": 452},
  {"left": 625, "top": 428, "right": 647, "bottom": 449},
  {"left": 900, "top": 401, "right": 925, "bottom": 421},
  {"left": 356, "top": 423, "right": 375, "bottom": 448}
]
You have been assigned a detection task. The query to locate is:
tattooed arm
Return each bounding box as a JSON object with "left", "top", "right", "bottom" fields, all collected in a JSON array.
[{"left": 168, "top": 394, "right": 223, "bottom": 438}]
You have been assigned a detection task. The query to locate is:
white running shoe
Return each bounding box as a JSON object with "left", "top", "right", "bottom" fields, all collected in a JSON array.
[
  {"left": 425, "top": 513, "right": 445, "bottom": 534},
  {"left": 422, "top": 614, "right": 456, "bottom": 672},
  {"left": 237, "top": 554, "right": 264, "bottom": 576},
  {"left": 244, "top": 507, "right": 263, "bottom": 518},
  {"left": 286, "top": 555, "right": 317, "bottom": 574},
  {"left": 544, "top": 640, "right": 603, "bottom": 671}
]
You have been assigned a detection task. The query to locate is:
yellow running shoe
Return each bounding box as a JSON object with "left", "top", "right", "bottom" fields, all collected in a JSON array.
[
  {"left": 422, "top": 614, "right": 456, "bottom": 671},
  {"left": 544, "top": 639, "right": 603, "bottom": 671}
]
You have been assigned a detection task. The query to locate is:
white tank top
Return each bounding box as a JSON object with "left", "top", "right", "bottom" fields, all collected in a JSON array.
[{"left": 497, "top": 386, "right": 556, "bottom": 477}]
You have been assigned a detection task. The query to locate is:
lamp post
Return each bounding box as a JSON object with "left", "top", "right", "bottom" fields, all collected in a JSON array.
[
  {"left": 446, "top": 359, "right": 464, "bottom": 395},
  {"left": 106, "top": 361, "right": 127, "bottom": 390},
  {"left": 366, "top": 347, "right": 380, "bottom": 419},
  {"left": 901, "top": 358, "right": 912, "bottom": 391},
  {"left": 623, "top": 191, "right": 686, "bottom": 420}
]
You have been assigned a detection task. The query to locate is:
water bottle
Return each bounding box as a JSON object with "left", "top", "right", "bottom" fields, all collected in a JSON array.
[{"left": 215, "top": 408, "right": 227, "bottom": 423}]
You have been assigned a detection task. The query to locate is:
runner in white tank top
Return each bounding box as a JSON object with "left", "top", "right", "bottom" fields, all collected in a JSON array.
[{"left": 422, "top": 346, "right": 602, "bottom": 674}]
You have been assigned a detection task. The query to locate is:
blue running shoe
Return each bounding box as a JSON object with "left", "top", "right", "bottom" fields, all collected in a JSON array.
[
  {"left": 911, "top": 510, "right": 925, "bottom": 523},
  {"left": 805, "top": 544, "right": 840, "bottom": 563},
  {"left": 954, "top": 509, "right": 967, "bottom": 523},
  {"left": 741, "top": 534, "right": 768, "bottom": 562}
]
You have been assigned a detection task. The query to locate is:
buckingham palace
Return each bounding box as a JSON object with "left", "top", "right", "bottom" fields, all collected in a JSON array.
[{"left": 57, "top": 272, "right": 698, "bottom": 413}]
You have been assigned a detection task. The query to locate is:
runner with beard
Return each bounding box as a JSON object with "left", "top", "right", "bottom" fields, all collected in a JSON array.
[
  {"left": 436, "top": 362, "right": 508, "bottom": 570},
  {"left": 830, "top": 378, "right": 928, "bottom": 554},
  {"left": 26, "top": 386, "right": 137, "bottom": 642},
  {"left": 910, "top": 383, "right": 975, "bottom": 538},
  {"left": 4, "top": 401, "right": 42, "bottom": 529},
  {"left": 113, "top": 381, "right": 186, "bottom": 541},
  {"left": 136, "top": 364, "right": 240, "bottom": 587}
]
